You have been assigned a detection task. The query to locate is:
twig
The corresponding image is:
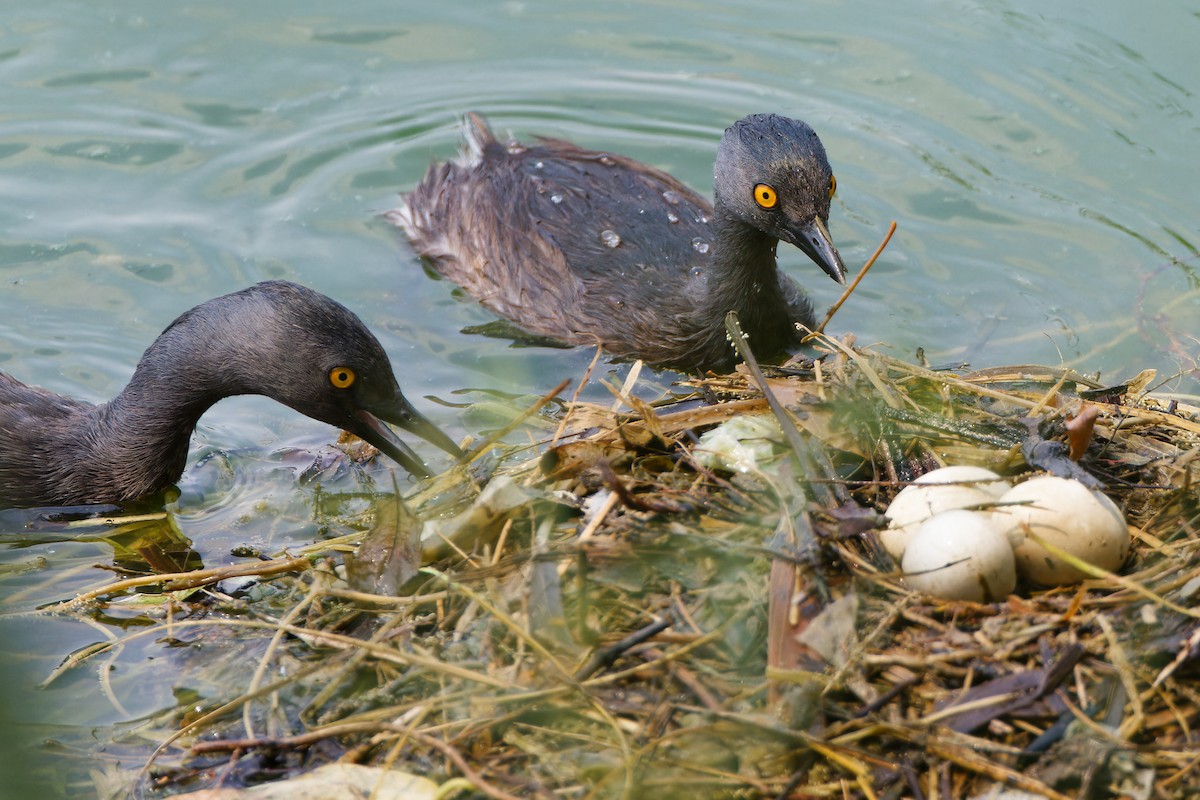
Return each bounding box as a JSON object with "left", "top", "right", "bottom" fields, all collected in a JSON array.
[
  {"left": 413, "top": 730, "right": 526, "bottom": 800},
  {"left": 927, "top": 739, "right": 1074, "bottom": 800},
  {"left": 810, "top": 220, "right": 897, "bottom": 337},
  {"left": 641, "top": 646, "right": 724, "bottom": 711},
  {"left": 850, "top": 675, "right": 921, "bottom": 719},
  {"left": 551, "top": 347, "right": 605, "bottom": 447},
  {"left": 574, "top": 617, "right": 672, "bottom": 681},
  {"left": 43, "top": 555, "right": 313, "bottom": 609},
  {"left": 192, "top": 720, "right": 392, "bottom": 753}
]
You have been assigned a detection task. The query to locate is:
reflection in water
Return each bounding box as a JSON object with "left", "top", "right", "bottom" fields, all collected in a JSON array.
[
  {"left": 1, "top": 508, "right": 202, "bottom": 581},
  {"left": 0, "top": 508, "right": 199, "bottom": 597}
]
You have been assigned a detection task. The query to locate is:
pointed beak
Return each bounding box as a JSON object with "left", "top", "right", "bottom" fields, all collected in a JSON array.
[
  {"left": 788, "top": 217, "right": 846, "bottom": 284},
  {"left": 349, "top": 393, "right": 464, "bottom": 480}
]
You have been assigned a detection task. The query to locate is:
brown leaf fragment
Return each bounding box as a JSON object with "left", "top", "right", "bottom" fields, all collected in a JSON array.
[
  {"left": 1066, "top": 404, "right": 1100, "bottom": 461},
  {"left": 540, "top": 439, "right": 623, "bottom": 480}
]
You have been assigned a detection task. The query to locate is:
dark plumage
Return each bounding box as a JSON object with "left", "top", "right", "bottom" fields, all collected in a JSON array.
[
  {"left": 390, "top": 113, "right": 846, "bottom": 370},
  {"left": 0, "top": 281, "right": 462, "bottom": 508}
]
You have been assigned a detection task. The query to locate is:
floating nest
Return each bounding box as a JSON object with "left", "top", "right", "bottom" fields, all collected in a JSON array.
[{"left": 46, "top": 330, "right": 1200, "bottom": 800}]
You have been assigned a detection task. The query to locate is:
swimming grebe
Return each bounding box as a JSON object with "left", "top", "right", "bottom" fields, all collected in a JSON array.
[
  {"left": 0, "top": 281, "right": 462, "bottom": 508},
  {"left": 390, "top": 113, "right": 846, "bottom": 370}
]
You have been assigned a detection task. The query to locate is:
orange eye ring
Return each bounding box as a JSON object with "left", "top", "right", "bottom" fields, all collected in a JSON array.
[
  {"left": 828, "top": 175, "right": 837, "bottom": 199},
  {"left": 753, "top": 183, "right": 778, "bottom": 209},
  {"left": 329, "top": 367, "right": 356, "bottom": 389}
]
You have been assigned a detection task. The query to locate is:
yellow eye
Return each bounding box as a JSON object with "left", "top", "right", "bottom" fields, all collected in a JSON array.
[
  {"left": 753, "top": 183, "right": 778, "bottom": 209},
  {"left": 828, "top": 175, "right": 837, "bottom": 199},
  {"left": 329, "top": 367, "right": 356, "bottom": 389}
]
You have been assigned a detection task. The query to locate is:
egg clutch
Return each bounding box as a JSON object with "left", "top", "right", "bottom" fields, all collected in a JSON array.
[{"left": 879, "top": 466, "right": 1129, "bottom": 602}]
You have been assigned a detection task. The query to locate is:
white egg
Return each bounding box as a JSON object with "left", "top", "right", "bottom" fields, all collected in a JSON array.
[
  {"left": 901, "top": 510, "right": 1017, "bottom": 602},
  {"left": 915, "top": 465, "right": 1012, "bottom": 498},
  {"left": 880, "top": 466, "right": 1008, "bottom": 560},
  {"left": 994, "top": 476, "right": 1129, "bottom": 586}
]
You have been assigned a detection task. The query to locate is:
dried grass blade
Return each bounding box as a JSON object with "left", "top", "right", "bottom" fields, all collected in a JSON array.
[
  {"left": 811, "top": 220, "right": 896, "bottom": 336},
  {"left": 927, "top": 738, "right": 1075, "bottom": 800},
  {"left": 463, "top": 378, "right": 571, "bottom": 464},
  {"left": 1025, "top": 531, "right": 1200, "bottom": 619}
]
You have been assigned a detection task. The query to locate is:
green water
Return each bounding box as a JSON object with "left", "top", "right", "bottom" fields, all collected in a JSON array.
[{"left": 1, "top": 1, "right": 1197, "bottom": 796}]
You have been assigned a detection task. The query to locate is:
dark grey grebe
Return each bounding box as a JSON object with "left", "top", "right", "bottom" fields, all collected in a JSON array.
[
  {"left": 390, "top": 113, "right": 846, "bottom": 371},
  {"left": 0, "top": 281, "right": 462, "bottom": 508}
]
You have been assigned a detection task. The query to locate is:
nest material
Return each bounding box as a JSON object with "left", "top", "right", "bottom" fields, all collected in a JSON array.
[{"left": 53, "top": 340, "right": 1200, "bottom": 799}]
